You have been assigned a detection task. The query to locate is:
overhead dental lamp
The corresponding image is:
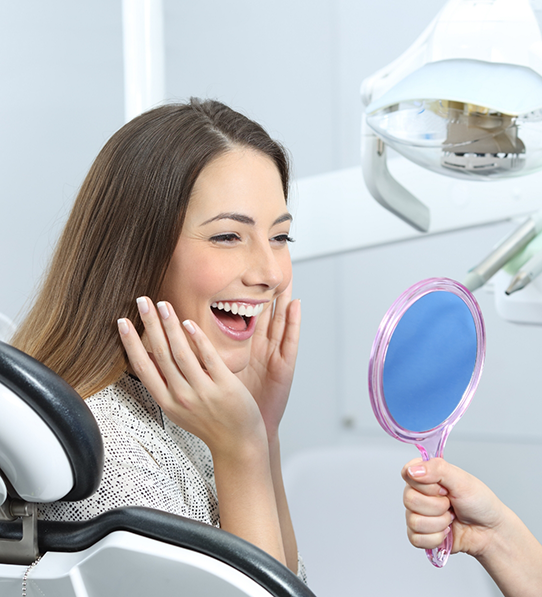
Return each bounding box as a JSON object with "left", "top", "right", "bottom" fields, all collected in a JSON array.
[{"left": 361, "top": 0, "right": 542, "bottom": 232}]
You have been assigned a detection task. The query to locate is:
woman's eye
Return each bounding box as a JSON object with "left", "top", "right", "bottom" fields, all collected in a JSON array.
[
  {"left": 272, "top": 234, "right": 295, "bottom": 244},
  {"left": 210, "top": 233, "right": 241, "bottom": 244}
]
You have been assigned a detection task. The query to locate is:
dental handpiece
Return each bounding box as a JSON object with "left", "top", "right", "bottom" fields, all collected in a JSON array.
[{"left": 463, "top": 210, "right": 542, "bottom": 292}]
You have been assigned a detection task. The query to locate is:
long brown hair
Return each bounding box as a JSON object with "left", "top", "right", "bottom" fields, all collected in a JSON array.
[{"left": 12, "top": 99, "right": 290, "bottom": 398}]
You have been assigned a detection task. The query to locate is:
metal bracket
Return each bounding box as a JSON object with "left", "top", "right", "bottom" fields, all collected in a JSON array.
[
  {"left": 0, "top": 499, "right": 39, "bottom": 565},
  {"left": 361, "top": 118, "right": 430, "bottom": 232}
]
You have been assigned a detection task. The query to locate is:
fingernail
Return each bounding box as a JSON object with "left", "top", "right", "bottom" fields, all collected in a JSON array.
[
  {"left": 444, "top": 526, "right": 451, "bottom": 536},
  {"left": 157, "top": 301, "right": 170, "bottom": 319},
  {"left": 182, "top": 320, "right": 196, "bottom": 335},
  {"left": 408, "top": 465, "right": 426, "bottom": 477},
  {"left": 117, "top": 318, "right": 129, "bottom": 335},
  {"left": 450, "top": 512, "right": 456, "bottom": 522},
  {"left": 136, "top": 296, "right": 149, "bottom": 315},
  {"left": 439, "top": 487, "right": 449, "bottom": 496}
]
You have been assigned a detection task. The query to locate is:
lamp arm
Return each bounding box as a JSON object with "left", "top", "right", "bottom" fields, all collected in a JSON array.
[{"left": 361, "top": 118, "right": 430, "bottom": 233}]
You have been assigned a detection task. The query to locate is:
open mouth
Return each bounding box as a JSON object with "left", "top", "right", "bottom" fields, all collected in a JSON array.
[{"left": 210, "top": 301, "right": 264, "bottom": 339}]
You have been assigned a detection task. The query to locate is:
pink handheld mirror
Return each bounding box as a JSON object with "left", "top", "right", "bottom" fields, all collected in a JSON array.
[{"left": 368, "top": 278, "right": 485, "bottom": 567}]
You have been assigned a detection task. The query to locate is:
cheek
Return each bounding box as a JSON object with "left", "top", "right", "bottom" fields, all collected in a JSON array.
[{"left": 170, "top": 252, "right": 237, "bottom": 303}]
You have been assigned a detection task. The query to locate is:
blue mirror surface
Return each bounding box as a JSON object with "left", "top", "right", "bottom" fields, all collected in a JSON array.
[{"left": 382, "top": 291, "right": 477, "bottom": 432}]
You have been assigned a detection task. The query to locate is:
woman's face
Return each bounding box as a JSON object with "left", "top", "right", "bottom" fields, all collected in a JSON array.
[{"left": 159, "top": 148, "right": 293, "bottom": 373}]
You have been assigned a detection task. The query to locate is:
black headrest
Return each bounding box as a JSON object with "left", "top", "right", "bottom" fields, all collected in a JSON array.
[{"left": 0, "top": 342, "right": 103, "bottom": 501}]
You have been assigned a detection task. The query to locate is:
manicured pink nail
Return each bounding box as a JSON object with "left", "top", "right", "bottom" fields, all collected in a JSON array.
[
  {"left": 117, "top": 318, "right": 129, "bottom": 336},
  {"left": 408, "top": 465, "right": 426, "bottom": 477},
  {"left": 182, "top": 320, "right": 196, "bottom": 335},
  {"left": 157, "top": 301, "right": 170, "bottom": 319},
  {"left": 136, "top": 296, "right": 149, "bottom": 315}
]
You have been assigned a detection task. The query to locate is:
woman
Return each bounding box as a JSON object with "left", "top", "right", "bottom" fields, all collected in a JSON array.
[
  {"left": 12, "top": 99, "right": 304, "bottom": 578},
  {"left": 402, "top": 458, "right": 542, "bottom": 596}
]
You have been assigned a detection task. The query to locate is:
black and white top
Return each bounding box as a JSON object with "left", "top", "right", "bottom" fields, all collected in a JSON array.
[{"left": 38, "top": 374, "right": 306, "bottom": 580}]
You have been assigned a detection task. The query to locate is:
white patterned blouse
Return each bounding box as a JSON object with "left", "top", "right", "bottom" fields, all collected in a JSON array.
[{"left": 37, "top": 374, "right": 306, "bottom": 581}]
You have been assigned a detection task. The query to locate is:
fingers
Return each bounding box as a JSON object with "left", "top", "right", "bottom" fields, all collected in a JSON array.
[
  {"left": 402, "top": 457, "right": 483, "bottom": 502},
  {"left": 254, "top": 279, "right": 290, "bottom": 341},
  {"left": 402, "top": 459, "right": 451, "bottom": 521},
  {"left": 402, "top": 458, "right": 454, "bottom": 550},
  {"left": 175, "top": 316, "right": 233, "bottom": 384},
  {"left": 406, "top": 512, "right": 453, "bottom": 550},
  {"left": 401, "top": 458, "right": 449, "bottom": 497},
  {"left": 117, "top": 312, "right": 175, "bottom": 402},
  {"left": 281, "top": 298, "right": 301, "bottom": 359},
  {"left": 151, "top": 300, "right": 214, "bottom": 392},
  {"left": 136, "top": 298, "right": 194, "bottom": 384},
  {"left": 118, "top": 297, "right": 209, "bottom": 406},
  {"left": 137, "top": 297, "right": 232, "bottom": 390},
  {"left": 403, "top": 481, "right": 450, "bottom": 517},
  {"left": 259, "top": 280, "right": 301, "bottom": 358},
  {"left": 403, "top": 485, "right": 452, "bottom": 550},
  {"left": 270, "top": 279, "right": 292, "bottom": 337}
]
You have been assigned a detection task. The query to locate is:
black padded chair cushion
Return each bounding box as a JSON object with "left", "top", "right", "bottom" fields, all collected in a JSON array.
[
  {"left": 0, "top": 342, "right": 104, "bottom": 501},
  {"left": 0, "top": 507, "right": 316, "bottom": 597}
]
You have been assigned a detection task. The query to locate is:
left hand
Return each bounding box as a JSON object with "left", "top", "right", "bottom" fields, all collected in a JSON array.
[{"left": 236, "top": 280, "right": 301, "bottom": 441}]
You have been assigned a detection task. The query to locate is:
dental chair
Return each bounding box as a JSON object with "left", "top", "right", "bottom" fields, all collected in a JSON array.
[{"left": 0, "top": 341, "right": 315, "bottom": 597}]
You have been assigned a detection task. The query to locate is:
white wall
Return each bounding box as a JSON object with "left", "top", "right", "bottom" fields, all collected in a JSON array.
[{"left": 0, "top": 1, "right": 125, "bottom": 322}]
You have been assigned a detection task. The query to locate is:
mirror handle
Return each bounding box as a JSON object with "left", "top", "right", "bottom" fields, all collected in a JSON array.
[
  {"left": 420, "top": 449, "right": 453, "bottom": 568},
  {"left": 426, "top": 531, "right": 452, "bottom": 568}
]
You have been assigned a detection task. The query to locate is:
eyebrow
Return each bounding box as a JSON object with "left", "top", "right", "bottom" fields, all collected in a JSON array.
[{"left": 200, "top": 212, "right": 293, "bottom": 226}]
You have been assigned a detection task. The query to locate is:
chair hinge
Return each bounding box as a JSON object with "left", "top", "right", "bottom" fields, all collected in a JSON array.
[{"left": 0, "top": 499, "right": 39, "bottom": 565}]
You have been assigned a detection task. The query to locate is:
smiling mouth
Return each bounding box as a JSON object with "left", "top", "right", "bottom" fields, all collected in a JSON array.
[{"left": 210, "top": 301, "right": 264, "bottom": 333}]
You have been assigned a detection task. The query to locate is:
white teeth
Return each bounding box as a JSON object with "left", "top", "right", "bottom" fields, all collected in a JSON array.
[{"left": 211, "top": 302, "right": 264, "bottom": 317}]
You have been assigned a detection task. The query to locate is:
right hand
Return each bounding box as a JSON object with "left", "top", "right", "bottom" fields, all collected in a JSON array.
[
  {"left": 236, "top": 280, "right": 301, "bottom": 443},
  {"left": 402, "top": 457, "right": 506, "bottom": 558},
  {"left": 118, "top": 297, "right": 268, "bottom": 459}
]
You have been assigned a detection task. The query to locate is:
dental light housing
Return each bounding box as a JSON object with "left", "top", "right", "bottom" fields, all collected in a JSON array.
[
  {"left": 361, "top": 0, "right": 542, "bottom": 231},
  {"left": 366, "top": 60, "right": 542, "bottom": 180}
]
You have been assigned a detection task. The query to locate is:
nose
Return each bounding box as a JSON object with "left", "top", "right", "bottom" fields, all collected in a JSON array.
[{"left": 242, "top": 239, "right": 285, "bottom": 290}]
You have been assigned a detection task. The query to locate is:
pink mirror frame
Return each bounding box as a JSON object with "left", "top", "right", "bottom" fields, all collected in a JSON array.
[{"left": 368, "top": 278, "right": 486, "bottom": 567}]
